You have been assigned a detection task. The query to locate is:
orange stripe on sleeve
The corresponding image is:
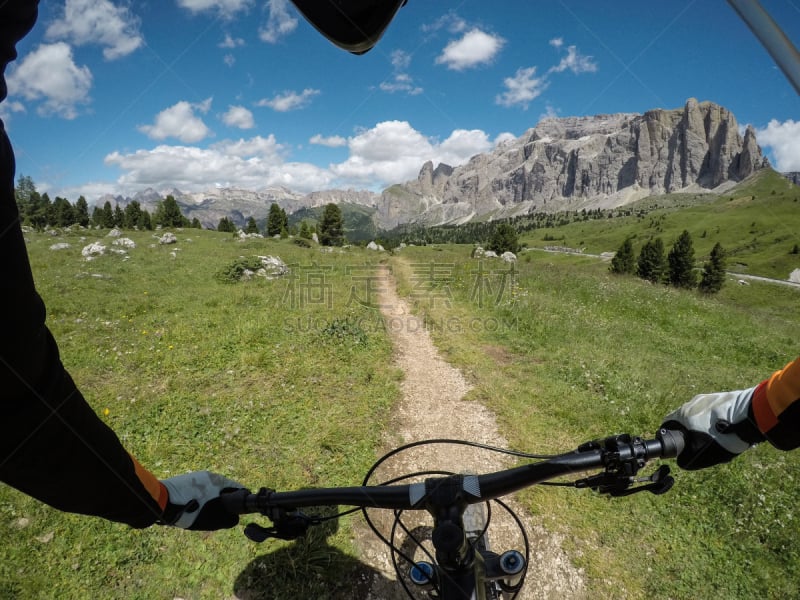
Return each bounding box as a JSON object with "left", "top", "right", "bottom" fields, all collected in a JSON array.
[
  {"left": 129, "top": 454, "right": 169, "bottom": 511},
  {"left": 765, "top": 357, "right": 800, "bottom": 419}
]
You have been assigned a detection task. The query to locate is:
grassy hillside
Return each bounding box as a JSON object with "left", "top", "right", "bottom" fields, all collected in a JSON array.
[
  {"left": 3, "top": 225, "right": 799, "bottom": 598},
  {"left": 521, "top": 169, "right": 800, "bottom": 280},
  {"left": 1, "top": 228, "right": 398, "bottom": 599},
  {"left": 391, "top": 245, "right": 800, "bottom": 599}
]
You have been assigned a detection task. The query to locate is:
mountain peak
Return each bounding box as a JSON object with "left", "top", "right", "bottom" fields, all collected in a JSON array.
[{"left": 379, "top": 100, "right": 768, "bottom": 227}]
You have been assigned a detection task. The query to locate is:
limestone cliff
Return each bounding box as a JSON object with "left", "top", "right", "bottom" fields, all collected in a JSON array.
[{"left": 380, "top": 99, "right": 769, "bottom": 227}]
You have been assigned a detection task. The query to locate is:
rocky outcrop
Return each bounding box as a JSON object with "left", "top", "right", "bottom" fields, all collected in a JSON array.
[{"left": 382, "top": 99, "right": 769, "bottom": 227}]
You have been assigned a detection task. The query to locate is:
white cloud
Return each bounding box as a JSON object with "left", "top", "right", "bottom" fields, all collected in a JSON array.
[
  {"left": 495, "top": 66, "right": 547, "bottom": 110},
  {"left": 259, "top": 0, "right": 299, "bottom": 43},
  {"left": 380, "top": 49, "right": 423, "bottom": 95},
  {"left": 755, "top": 119, "right": 800, "bottom": 171},
  {"left": 0, "top": 100, "right": 26, "bottom": 123},
  {"left": 438, "top": 129, "right": 492, "bottom": 165},
  {"left": 219, "top": 33, "right": 245, "bottom": 48},
  {"left": 97, "top": 122, "right": 500, "bottom": 198},
  {"left": 257, "top": 88, "right": 319, "bottom": 112},
  {"left": 104, "top": 137, "right": 332, "bottom": 193},
  {"left": 310, "top": 134, "right": 347, "bottom": 148},
  {"left": 176, "top": 0, "right": 252, "bottom": 17},
  {"left": 436, "top": 28, "right": 505, "bottom": 71},
  {"left": 138, "top": 99, "right": 213, "bottom": 143},
  {"left": 539, "top": 104, "right": 560, "bottom": 121},
  {"left": 549, "top": 45, "right": 598, "bottom": 75},
  {"left": 223, "top": 54, "right": 236, "bottom": 67},
  {"left": 332, "top": 121, "right": 494, "bottom": 188},
  {"left": 46, "top": 0, "right": 143, "bottom": 60},
  {"left": 7, "top": 43, "right": 92, "bottom": 119},
  {"left": 494, "top": 132, "right": 518, "bottom": 147},
  {"left": 549, "top": 37, "right": 564, "bottom": 49},
  {"left": 221, "top": 105, "right": 255, "bottom": 129},
  {"left": 423, "top": 12, "right": 467, "bottom": 34}
]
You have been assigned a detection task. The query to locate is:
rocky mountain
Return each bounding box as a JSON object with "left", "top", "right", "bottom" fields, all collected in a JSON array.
[
  {"left": 97, "top": 99, "right": 768, "bottom": 231},
  {"left": 784, "top": 172, "right": 800, "bottom": 186},
  {"left": 379, "top": 99, "right": 769, "bottom": 227},
  {"left": 97, "top": 186, "right": 379, "bottom": 229}
]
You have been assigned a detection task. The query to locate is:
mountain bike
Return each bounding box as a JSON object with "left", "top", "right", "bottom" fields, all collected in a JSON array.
[{"left": 222, "top": 428, "right": 685, "bottom": 600}]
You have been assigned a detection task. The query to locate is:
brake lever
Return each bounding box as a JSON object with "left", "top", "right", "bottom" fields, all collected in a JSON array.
[
  {"left": 575, "top": 465, "right": 674, "bottom": 497},
  {"left": 244, "top": 511, "right": 316, "bottom": 543}
]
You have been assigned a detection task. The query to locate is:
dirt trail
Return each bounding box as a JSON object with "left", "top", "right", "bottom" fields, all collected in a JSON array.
[{"left": 354, "top": 264, "right": 586, "bottom": 599}]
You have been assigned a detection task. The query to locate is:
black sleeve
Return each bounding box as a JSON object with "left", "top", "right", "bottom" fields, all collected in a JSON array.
[{"left": 0, "top": 0, "right": 162, "bottom": 528}]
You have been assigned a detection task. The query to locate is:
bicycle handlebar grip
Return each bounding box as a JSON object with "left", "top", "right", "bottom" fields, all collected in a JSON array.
[
  {"left": 657, "top": 428, "right": 686, "bottom": 458},
  {"left": 220, "top": 488, "right": 253, "bottom": 515}
]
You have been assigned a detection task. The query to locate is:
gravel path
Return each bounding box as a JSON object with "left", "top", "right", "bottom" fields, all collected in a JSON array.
[{"left": 353, "top": 264, "right": 586, "bottom": 599}]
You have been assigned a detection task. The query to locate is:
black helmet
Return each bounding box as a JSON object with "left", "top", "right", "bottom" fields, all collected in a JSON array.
[{"left": 290, "top": 0, "right": 407, "bottom": 55}]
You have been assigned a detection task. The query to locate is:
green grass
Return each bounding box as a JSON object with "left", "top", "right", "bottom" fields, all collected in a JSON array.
[
  {"left": 391, "top": 245, "right": 800, "bottom": 599},
  {"left": 5, "top": 224, "right": 800, "bottom": 599},
  {"left": 521, "top": 169, "right": 800, "bottom": 280},
  {"left": 2, "top": 228, "right": 399, "bottom": 599}
]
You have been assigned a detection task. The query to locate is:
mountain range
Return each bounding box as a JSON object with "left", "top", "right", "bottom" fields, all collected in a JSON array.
[{"left": 97, "top": 99, "right": 769, "bottom": 230}]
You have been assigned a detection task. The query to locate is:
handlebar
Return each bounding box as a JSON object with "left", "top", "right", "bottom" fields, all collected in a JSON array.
[{"left": 221, "top": 428, "right": 685, "bottom": 516}]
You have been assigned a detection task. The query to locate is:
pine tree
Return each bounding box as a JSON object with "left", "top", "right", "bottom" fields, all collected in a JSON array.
[
  {"left": 138, "top": 210, "right": 153, "bottom": 231},
  {"left": 123, "top": 201, "right": 142, "bottom": 229},
  {"left": 318, "top": 203, "right": 344, "bottom": 246},
  {"left": 101, "top": 201, "right": 115, "bottom": 228},
  {"left": 217, "top": 216, "right": 236, "bottom": 233},
  {"left": 245, "top": 216, "right": 260, "bottom": 234},
  {"left": 610, "top": 237, "right": 635, "bottom": 274},
  {"left": 267, "top": 203, "right": 285, "bottom": 236},
  {"left": 113, "top": 202, "right": 125, "bottom": 227},
  {"left": 74, "top": 196, "right": 90, "bottom": 227},
  {"left": 156, "top": 195, "right": 185, "bottom": 228},
  {"left": 190, "top": 217, "right": 202, "bottom": 229},
  {"left": 487, "top": 223, "right": 520, "bottom": 254},
  {"left": 699, "top": 242, "right": 727, "bottom": 294},
  {"left": 637, "top": 238, "right": 666, "bottom": 283},
  {"left": 667, "top": 230, "right": 698, "bottom": 288},
  {"left": 299, "top": 220, "right": 312, "bottom": 239}
]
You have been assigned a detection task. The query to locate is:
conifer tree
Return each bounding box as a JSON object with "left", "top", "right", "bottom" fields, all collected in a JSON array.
[
  {"left": 610, "top": 237, "right": 635, "bottom": 274},
  {"left": 667, "top": 230, "right": 698, "bottom": 288},
  {"left": 74, "top": 196, "right": 90, "bottom": 227},
  {"left": 217, "top": 216, "right": 236, "bottom": 233},
  {"left": 487, "top": 223, "right": 520, "bottom": 254},
  {"left": 318, "top": 203, "right": 344, "bottom": 246},
  {"left": 637, "top": 238, "right": 666, "bottom": 283},
  {"left": 699, "top": 242, "right": 727, "bottom": 294},
  {"left": 267, "top": 203, "right": 286, "bottom": 236},
  {"left": 245, "top": 216, "right": 260, "bottom": 234}
]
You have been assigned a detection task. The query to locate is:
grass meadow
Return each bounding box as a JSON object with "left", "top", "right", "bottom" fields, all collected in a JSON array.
[{"left": 2, "top": 222, "right": 799, "bottom": 599}]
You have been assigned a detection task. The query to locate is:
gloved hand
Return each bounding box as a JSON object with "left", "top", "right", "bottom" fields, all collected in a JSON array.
[
  {"left": 160, "top": 471, "right": 246, "bottom": 530},
  {"left": 662, "top": 387, "right": 766, "bottom": 470}
]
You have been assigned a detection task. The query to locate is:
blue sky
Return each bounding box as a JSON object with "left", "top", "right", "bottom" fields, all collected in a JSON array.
[{"left": 3, "top": 0, "right": 799, "bottom": 203}]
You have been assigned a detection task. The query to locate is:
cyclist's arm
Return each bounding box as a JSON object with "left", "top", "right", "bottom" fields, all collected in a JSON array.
[
  {"left": 0, "top": 0, "right": 166, "bottom": 528},
  {"left": 752, "top": 357, "right": 800, "bottom": 450}
]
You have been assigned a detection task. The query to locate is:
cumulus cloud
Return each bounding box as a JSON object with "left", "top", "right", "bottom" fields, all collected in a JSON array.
[
  {"left": 310, "top": 134, "right": 348, "bottom": 147},
  {"left": 96, "top": 122, "right": 500, "bottom": 197},
  {"left": 219, "top": 33, "right": 245, "bottom": 48},
  {"left": 380, "top": 50, "right": 423, "bottom": 95},
  {"left": 257, "top": 88, "right": 320, "bottom": 112},
  {"left": 104, "top": 136, "right": 332, "bottom": 193},
  {"left": 138, "top": 99, "right": 213, "bottom": 143},
  {"left": 46, "top": 0, "right": 143, "bottom": 60},
  {"left": 495, "top": 66, "right": 547, "bottom": 110},
  {"left": 221, "top": 105, "right": 255, "bottom": 129},
  {"left": 549, "top": 37, "right": 564, "bottom": 49},
  {"left": 259, "top": 0, "right": 299, "bottom": 43},
  {"left": 176, "top": 0, "right": 252, "bottom": 17},
  {"left": 494, "top": 132, "right": 518, "bottom": 147},
  {"left": 549, "top": 45, "right": 598, "bottom": 75},
  {"left": 7, "top": 43, "right": 92, "bottom": 119},
  {"left": 756, "top": 119, "right": 800, "bottom": 171},
  {"left": 332, "top": 121, "right": 494, "bottom": 188},
  {"left": 436, "top": 28, "right": 505, "bottom": 71}
]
